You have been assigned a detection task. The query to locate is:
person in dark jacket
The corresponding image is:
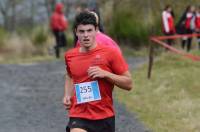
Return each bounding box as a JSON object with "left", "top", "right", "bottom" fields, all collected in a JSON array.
[
  {"left": 50, "top": 3, "right": 68, "bottom": 58},
  {"left": 176, "top": 5, "right": 195, "bottom": 52}
]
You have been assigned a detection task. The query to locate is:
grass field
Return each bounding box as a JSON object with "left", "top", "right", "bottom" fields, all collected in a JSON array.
[{"left": 115, "top": 52, "right": 200, "bottom": 132}]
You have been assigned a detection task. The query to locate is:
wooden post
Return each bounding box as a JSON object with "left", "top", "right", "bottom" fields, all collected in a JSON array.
[{"left": 147, "top": 41, "right": 154, "bottom": 79}]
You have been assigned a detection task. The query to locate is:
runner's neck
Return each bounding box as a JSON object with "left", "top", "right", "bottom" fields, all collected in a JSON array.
[{"left": 79, "top": 42, "right": 97, "bottom": 53}]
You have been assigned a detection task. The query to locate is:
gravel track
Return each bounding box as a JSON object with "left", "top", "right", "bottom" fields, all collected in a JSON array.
[{"left": 0, "top": 57, "right": 150, "bottom": 132}]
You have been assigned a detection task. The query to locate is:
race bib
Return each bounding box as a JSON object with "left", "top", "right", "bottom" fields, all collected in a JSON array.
[{"left": 75, "top": 81, "right": 101, "bottom": 104}]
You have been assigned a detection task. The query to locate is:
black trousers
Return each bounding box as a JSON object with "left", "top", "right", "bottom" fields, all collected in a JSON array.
[
  {"left": 196, "top": 31, "right": 200, "bottom": 50},
  {"left": 181, "top": 29, "right": 193, "bottom": 52},
  {"left": 53, "top": 30, "right": 67, "bottom": 58},
  {"left": 164, "top": 32, "right": 174, "bottom": 46}
]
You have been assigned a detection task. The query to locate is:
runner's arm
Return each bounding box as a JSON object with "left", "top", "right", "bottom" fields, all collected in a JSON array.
[
  {"left": 64, "top": 73, "right": 73, "bottom": 97},
  {"left": 63, "top": 73, "right": 73, "bottom": 109},
  {"left": 88, "top": 66, "right": 132, "bottom": 91},
  {"left": 105, "top": 71, "right": 132, "bottom": 91}
]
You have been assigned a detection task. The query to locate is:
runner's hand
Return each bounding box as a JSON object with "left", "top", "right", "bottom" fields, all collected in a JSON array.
[
  {"left": 88, "top": 66, "right": 109, "bottom": 79},
  {"left": 63, "top": 96, "right": 71, "bottom": 110}
]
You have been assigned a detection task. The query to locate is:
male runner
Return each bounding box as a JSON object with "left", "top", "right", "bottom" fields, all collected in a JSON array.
[{"left": 63, "top": 11, "right": 132, "bottom": 132}]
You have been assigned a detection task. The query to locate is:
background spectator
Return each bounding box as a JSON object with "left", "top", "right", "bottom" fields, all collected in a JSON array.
[
  {"left": 176, "top": 5, "right": 195, "bottom": 52},
  {"left": 162, "top": 5, "right": 176, "bottom": 46},
  {"left": 50, "top": 3, "right": 68, "bottom": 58},
  {"left": 195, "top": 6, "right": 200, "bottom": 49}
]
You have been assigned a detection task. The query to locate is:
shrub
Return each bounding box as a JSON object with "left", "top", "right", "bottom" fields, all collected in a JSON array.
[
  {"left": 108, "top": 8, "right": 150, "bottom": 48},
  {"left": 31, "top": 27, "right": 48, "bottom": 47},
  {"left": 0, "top": 27, "right": 7, "bottom": 48}
]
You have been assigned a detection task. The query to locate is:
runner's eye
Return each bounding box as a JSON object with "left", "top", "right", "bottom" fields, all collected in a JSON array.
[
  {"left": 79, "top": 30, "right": 84, "bottom": 33},
  {"left": 87, "top": 29, "right": 93, "bottom": 32}
]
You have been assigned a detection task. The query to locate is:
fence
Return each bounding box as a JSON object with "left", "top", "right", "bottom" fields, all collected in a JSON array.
[{"left": 148, "top": 33, "right": 200, "bottom": 79}]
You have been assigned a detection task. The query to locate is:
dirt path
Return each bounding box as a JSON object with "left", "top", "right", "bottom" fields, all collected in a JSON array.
[{"left": 0, "top": 57, "right": 149, "bottom": 132}]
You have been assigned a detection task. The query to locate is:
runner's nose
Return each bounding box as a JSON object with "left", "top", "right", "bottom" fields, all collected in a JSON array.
[{"left": 83, "top": 31, "right": 89, "bottom": 38}]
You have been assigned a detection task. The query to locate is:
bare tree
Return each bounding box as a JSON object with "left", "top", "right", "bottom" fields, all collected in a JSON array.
[
  {"left": 0, "top": 0, "right": 9, "bottom": 29},
  {"left": 10, "top": 0, "right": 16, "bottom": 31},
  {"left": 63, "top": 0, "right": 70, "bottom": 16},
  {"left": 44, "top": 0, "right": 56, "bottom": 18},
  {"left": 0, "top": 0, "right": 24, "bottom": 30},
  {"left": 30, "top": 0, "right": 35, "bottom": 27}
]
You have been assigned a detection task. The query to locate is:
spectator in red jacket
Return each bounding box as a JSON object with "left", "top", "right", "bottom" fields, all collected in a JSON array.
[
  {"left": 162, "top": 5, "right": 176, "bottom": 46},
  {"left": 50, "top": 3, "right": 68, "bottom": 58},
  {"left": 195, "top": 6, "right": 200, "bottom": 49}
]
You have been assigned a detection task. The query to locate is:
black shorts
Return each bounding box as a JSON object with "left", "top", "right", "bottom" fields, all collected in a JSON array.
[{"left": 66, "top": 116, "right": 115, "bottom": 132}]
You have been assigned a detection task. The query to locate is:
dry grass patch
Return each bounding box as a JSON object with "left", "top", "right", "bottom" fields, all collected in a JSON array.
[{"left": 0, "top": 33, "right": 56, "bottom": 64}]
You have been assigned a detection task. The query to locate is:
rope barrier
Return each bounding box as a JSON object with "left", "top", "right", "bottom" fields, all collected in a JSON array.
[
  {"left": 151, "top": 33, "right": 200, "bottom": 40},
  {"left": 148, "top": 33, "right": 200, "bottom": 79},
  {"left": 150, "top": 34, "right": 200, "bottom": 61}
]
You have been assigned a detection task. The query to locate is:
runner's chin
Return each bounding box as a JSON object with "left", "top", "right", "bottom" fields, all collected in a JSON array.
[{"left": 83, "top": 42, "right": 91, "bottom": 47}]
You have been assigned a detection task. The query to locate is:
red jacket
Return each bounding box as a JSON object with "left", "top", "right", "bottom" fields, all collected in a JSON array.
[
  {"left": 50, "top": 3, "right": 68, "bottom": 31},
  {"left": 162, "top": 11, "right": 176, "bottom": 34},
  {"left": 185, "top": 12, "right": 194, "bottom": 29},
  {"left": 195, "top": 13, "right": 200, "bottom": 30}
]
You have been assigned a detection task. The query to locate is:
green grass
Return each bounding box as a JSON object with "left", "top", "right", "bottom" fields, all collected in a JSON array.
[
  {"left": 121, "top": 45, "right": 149, "bottom": 57},
  {"left": 115, "top": 52, "right": 200, "bottom": 132},
  {"left": 192, "top": 50, "right": 200, "bottom": 56}
]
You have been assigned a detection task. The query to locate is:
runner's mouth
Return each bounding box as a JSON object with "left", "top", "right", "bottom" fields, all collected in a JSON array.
[{"left": 83, "top": 39, "right": 90, "bottom": 42}]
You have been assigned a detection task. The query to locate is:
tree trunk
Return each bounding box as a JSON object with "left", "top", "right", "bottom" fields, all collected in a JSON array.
[
  {"left": 45, "top": 0, "right": 56, "bottom": 18},
  {"left": 30, "top": 0, "right": 35, "bottom": 28},
  {"left": 0, "top": 0, "right": 8, "bottom": 30},
  {"left": 10, "top": 0, "right": 16, "bottom": 31}
]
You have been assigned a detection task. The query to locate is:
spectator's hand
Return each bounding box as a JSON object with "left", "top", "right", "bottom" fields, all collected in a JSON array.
[{"left": 63, "top": 96, "right": 71, "bottom": 110}]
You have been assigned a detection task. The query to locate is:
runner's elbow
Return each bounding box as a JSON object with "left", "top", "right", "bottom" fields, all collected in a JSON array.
[
  {"left": 123, "top": 80, "right": 133, "bottom": 91},
  {"left": 126, "top": 81, "right": 133, "bottom": 91}
]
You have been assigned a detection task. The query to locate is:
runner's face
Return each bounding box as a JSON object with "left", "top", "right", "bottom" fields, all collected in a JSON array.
[{"left": 76, "top": 24, "right": 97, "bottom": 48}]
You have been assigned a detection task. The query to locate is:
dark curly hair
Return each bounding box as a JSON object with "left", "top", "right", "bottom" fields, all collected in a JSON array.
[{"left": 74, "top": 11, "right": 97, "bottom": 30}]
